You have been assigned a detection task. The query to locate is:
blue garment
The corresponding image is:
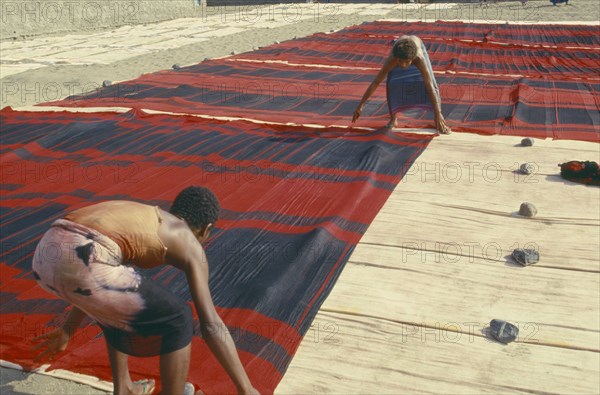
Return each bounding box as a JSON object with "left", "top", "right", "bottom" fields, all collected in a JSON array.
[{"left": 386, "top": 41, "right": 440, "bottom": 117}]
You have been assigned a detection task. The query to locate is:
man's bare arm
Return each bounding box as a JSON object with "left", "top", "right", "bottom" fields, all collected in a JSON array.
[
  {"left": 352, "top": 54, "right": 397, "bottom": 123},
  {"left": 31, "top": 306, "right": 87, "bottom": 361},
  {"left": 161, "top": 222, "right": 257, "bottom": 394},
  {"left": 415, "top": 55, "right": 451, "bottom": 134},
  {"left": 414, "top": 57, "right": 441, "bottom": 115}
]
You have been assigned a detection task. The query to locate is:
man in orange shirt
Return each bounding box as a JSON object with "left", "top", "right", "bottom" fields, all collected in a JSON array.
[{"left": 32, "top": 186, "right": 258, "bottom": 395}]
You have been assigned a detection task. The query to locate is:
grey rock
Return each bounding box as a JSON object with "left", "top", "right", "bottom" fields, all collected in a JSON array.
[
  {"left": 519, "top": 202, "right": 537, "bottom": 217},
  {"left": 489, "top": 319, "right": 519, "bottom": 344},
  {"left": 521, "top": 137, "right": 534, "bottom": 146},
  {"left": 519, "top": 163, "right": 535, "bottom": 175},
  {"left": 512, "top": 248, "right": 539, "bottom": 266},
  {"left": 102, "top": 80, "right": 112, "bottom": 87},
  {"left": 172, "top": 64, "right": 181, "bottom": 70}
]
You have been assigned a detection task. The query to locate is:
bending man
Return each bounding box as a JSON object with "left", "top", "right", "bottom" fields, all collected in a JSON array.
[
  {"left": 352, "top": 35, "right": 451, "bottom": 134},
  {"left": 31, "top": 186, "right": 258, "bottom": 395}
]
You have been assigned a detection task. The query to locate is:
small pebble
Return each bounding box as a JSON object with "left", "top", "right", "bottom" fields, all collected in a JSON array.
[
  {"left": 512, "top": 248, "right": 539, "bottom": 266},
  {"left": 521, "top": 137, "right": 534, "bottom": 146},
  {"left": 172, "top": 64, "right": 181, "bottom": 70},
  {"left": 519, "top": 163, "right": 535, "bottom": 175},
  {"left": 489, "top": 319, "right": 519, "bottom": 344},
  {"left": 519, "top": 202, "right": 537, "bottom": 217},
  {"left": 102, "top": 80, "right": 112, "bottom": 87},
  {"left": 231, "top": 50, "right": 237, "bottom": 55}
]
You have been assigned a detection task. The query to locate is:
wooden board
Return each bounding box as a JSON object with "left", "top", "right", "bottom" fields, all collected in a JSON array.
[
  {"left": 329, "top": 249, "right": 600, "bottom": 351},
  {"left": 277, "top": 132, "right": 600, "bottom": 394},
  {"left": 363, "top": 133, "right": 600, "bottom": 271},
  {"left": 277, "top": 311, "right": 600, "bottom": 395}
]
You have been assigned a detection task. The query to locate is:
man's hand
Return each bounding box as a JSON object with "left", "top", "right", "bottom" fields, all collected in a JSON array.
[
  {"left": 31, "top": 327, "right": 70, "bottom": 362},
  {"left": 352, "top": 105, "right": 363, "bottom": 123},
  {"left": 435, "top": 114, "right": 452, "bottom": 134}
]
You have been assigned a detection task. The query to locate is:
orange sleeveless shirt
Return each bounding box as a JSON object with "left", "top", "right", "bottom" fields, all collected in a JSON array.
[{"left": 64, "top": 201, "right": 167, "bottom": 268}]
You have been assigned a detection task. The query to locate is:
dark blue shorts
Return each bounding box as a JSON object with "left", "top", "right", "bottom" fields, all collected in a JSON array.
[{"left": 101, "top": 276, "right": 194, "bottom": 357}]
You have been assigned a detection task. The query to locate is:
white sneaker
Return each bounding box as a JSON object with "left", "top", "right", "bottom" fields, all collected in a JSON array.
[{"left": 183, "top": 382, "right": 195, "bottom": 395}]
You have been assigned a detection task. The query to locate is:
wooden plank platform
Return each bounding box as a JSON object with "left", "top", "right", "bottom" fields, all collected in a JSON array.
[
  {"left": 277, "top": 132, "right": 600, "bottom": 394},
  {"left": 278, "top": 311, "right": 599, "bottom": 395}
]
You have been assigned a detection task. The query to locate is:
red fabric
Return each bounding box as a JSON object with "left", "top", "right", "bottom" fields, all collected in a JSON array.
[
  {"left": 0, "top": 108, "right": 432, "bottom": 393},
  {"left": 40, "top": 21, "right": 600, "bottom": 142}
]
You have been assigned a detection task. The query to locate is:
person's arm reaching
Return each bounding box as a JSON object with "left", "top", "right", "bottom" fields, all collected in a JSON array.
[
  {"left": 414, "top": 56, "right": 451, "bottom": 134},
  {"left": 185, "top": 250, "right": 256, "bottom": 394},
  {"left": 31, "top": 306, "right": 87, "bottom": 362},
  {"left": 352, "top": 55, "right": 396, "bottom": 123},
  {"left": 164, "top": 225, "right": 258, "bottom": 395}
]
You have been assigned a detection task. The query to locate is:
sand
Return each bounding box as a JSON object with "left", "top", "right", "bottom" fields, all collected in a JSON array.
[
  {"left": 1, "top": 1, "right": 598, "bottom": 394},
  {"left": 0, "top": 367, "right": 111, "bottom": 395}
]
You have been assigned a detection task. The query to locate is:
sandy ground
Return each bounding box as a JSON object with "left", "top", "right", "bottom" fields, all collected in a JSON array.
[
  {"left": 0, "top": 368, "right": 111, "bottom": 395},
  {"left": 1, "top": 1, "right": 598, "bottom": 394}
]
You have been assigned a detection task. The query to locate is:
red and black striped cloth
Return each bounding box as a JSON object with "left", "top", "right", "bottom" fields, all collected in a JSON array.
[
  {"left": 0, "top": 108, "right": 431, "bottom": 393},
  {"left": 1, "top": 20, "right": 598, "bottom": 394},
  {"left": 43, "top": 21, "right": 600, "bottom": 142}
]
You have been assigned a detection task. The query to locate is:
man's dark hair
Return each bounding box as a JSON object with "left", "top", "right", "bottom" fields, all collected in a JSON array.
[
  {"left": 170, "top": 186, "right": 220, "bottom": 230},
  {"left": 393, "top": 39, "right": 418, "bottom": 61}
]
